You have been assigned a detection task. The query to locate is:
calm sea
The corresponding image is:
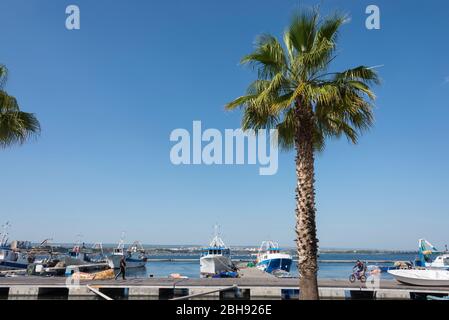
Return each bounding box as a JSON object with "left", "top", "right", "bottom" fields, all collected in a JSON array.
[{"left": 126, "top": 252, "right": 417, "bottom": 280}]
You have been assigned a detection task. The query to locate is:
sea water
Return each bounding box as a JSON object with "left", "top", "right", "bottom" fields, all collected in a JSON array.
[{"left": 126, "top": 252, "right": 417, "bottom": 280}]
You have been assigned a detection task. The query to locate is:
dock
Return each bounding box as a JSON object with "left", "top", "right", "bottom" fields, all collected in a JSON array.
[{"left": 1, "top": 267, "right": 449, "bottom": 300}]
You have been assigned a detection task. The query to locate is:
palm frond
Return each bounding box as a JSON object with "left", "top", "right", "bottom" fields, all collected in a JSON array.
[
  {"left": 0, "top": 90, "right": 40, "bottom": 148},
  {"left": 241, "top": 34, "right": 288, "bottom": 79},
  {"left": 0, "top": 90, "right": 20, "bottom": 112},
  {"left": 334, "top": 66, "right": 380, "bottom": 85},
  {"left": 0, "top": 65, "right": 8, "bottom": 89},
  {"left": 0, "top": 110, "right": 41, "bottom": 148},
  {"left": 284, "top": 10, "right": 319, "bottom": 56},
  {"left": 225, "top": 94, "right": 258, "bottom": 110}
]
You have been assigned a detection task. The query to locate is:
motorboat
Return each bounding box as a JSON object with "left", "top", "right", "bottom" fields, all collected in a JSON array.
[{"left": 388, "top": 269, "right": 449, "bottom": 286}]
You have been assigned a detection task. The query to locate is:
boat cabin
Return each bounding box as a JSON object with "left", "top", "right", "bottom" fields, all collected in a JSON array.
[
  {"left": 430, "top": 254, "right": 449, "bottom": 268},
  {"left": 202, "top": 247, "right": 230, "bottom": 257}
]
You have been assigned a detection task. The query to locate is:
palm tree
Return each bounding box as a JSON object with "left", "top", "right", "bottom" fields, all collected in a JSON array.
[
  {"left": 0, "top": 65, "right": 40, "bottom": 148},
  {"left": 226, "top": 9, "right": 379, "bottom": 300}
]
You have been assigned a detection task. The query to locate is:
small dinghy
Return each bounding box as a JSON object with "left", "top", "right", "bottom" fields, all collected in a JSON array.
[{"left": 388, "top": 269, "right": 449, "bottom": 287}]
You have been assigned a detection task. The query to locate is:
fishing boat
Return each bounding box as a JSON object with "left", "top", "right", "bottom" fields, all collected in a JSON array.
[
  {"left": 64, "top": 240, "right": 106, "bottom": 266},
  {"left": 415, "top": 239, "right": 449, "bottom": 270},
  {"left": 107, "top": 240, "right": 147, "bottom": 269},
  {"left": 255, "top": 241, "right": 293, "bottom": 274},
  {"left": 200, "top": 228, "right": 236, "bottom": 278},
  {"left": 388, "top": 269, "right": 449, "bottom": 287},
  {"left": 0, "top": 223, "right": 33, "bottom": 269},
  {"left": 0, "top": 245, "right": 33, "bottom": 269}
]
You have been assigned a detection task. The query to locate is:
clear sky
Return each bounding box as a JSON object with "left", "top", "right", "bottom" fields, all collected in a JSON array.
[{"left": 1, "top": 0, "right": 448, "bottom": 250}]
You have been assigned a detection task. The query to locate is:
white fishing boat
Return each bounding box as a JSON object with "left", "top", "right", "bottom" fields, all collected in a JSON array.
[
  {"left": 388, "top": 269, "right": 449, "bottom": 286},
  {"left": 0, "top": 222, "right": 33, "bottom": 269},
  {"left": 255, "top": 241, "right": 293, "bottom": 274},
  {"left": 200, "top": 227, "right": 236, "bottom": 278},
  {"left": 0, "top": 246, "right": 32, "bottom": 269},
  {"left": 107, "top": 240, "right": 147, "bottom": 269},
  {"left": 65, "top": 242, "right": 106, "bottom": 266}
]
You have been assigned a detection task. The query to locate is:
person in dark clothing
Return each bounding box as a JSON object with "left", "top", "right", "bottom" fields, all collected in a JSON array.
[
  {"left": 115, "top": 256, "right": 127, "bottom": 280},
  {"left": 353, "top": 260, "right": 365, "bottom": 277}
]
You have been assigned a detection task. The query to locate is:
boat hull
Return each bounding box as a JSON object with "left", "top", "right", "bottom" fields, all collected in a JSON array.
[
  {"left": 107, "top": 255, "right": 146, "bottom": 269},
  {"left": 388, "top": 269, "right": 449, "bottom": 287},
  {"left": 200, "top": 255, "right": 234, "bottom": 277},
  {"left": 0, "top": 261, "right": 28, "bottom": 269},
  {"left": 256, "top": 257, "right": 292, "bottom": 274}
]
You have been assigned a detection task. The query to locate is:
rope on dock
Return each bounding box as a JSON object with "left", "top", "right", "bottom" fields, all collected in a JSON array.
[
  {"left": 86, "top": 285, "right": 113, "bottom": 300},
  {"left": 170, "top": 284, "right": 239, "bottom": 301}
]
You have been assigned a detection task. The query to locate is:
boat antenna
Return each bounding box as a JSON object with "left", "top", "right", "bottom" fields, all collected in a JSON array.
[
  {"left": 214, "top": 224, "right": 220, "bottom": 237},
  {"left": 118, "top": 231, "right": 126, "bottom": 249},
  {"left": 76, "top": 233, "right": 83, "bottom": 246},
  {"left": 210, "top": 224, "right": 225, "bottom": 248},
  {"left": 0, "top": 221, "right": 11, "bottom": 246}
]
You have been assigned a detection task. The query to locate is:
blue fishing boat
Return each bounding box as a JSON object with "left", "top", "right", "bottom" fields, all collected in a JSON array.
[
  {"left": 255, "top": 241, "right": 293, "bottom": 274},
  {"left": 415, "top": 239, "right": 449, "bottom": 270}
]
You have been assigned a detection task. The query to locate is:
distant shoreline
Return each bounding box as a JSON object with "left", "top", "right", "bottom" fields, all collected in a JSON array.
[{"left": 24, "top": 242, "right": 417, "bottom": 254}]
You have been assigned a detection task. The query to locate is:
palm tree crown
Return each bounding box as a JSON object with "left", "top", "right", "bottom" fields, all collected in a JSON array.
[
  {"left": 0, "top": 64, "right": 40, "bottom": 148},
  {"left": 226, "top": 10, "right": 379, "bottom": 151}
]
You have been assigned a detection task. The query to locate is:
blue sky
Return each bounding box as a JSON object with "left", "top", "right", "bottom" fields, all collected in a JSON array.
[{"left": 0, "top": 0, "right": 448, "bottom": 250}]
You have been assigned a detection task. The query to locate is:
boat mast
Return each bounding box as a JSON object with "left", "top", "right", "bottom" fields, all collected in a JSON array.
[
  {"left": 117, "top": 231, "right": 126, "bottom": 250},
  {"left": 209, "top": 224, "right": 226, "bottom": 248},
  {"left": 0, "top": 221, "right": 11, "bottom": 247}
]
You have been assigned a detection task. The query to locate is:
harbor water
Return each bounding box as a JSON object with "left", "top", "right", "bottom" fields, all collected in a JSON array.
[{"left": 126, "top": 252, "right": 417, "bottom": 280}]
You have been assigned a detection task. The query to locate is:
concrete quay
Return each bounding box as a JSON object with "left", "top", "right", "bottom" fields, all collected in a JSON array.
[{"left": 1, "top": 271, "right": 449, "bottom": 300}]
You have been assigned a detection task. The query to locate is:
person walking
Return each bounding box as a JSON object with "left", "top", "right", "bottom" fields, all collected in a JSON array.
[{"left": 115, "top": 256, "right": 127, "bottom": 280}]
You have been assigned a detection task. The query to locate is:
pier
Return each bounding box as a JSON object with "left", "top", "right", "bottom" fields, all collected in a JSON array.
[{"left": 1, "top": 268, "right": 448, "bottom": 300}]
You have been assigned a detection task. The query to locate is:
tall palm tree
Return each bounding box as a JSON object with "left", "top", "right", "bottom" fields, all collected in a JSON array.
[
  {"left": 0, "top": 65, "right": 40, "bottom": 148},
  {"left": 226, "top": 10, "right": 379, "bottom": 300}
]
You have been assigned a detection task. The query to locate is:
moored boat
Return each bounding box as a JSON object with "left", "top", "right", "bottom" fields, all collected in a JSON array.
[
  {"left": 0, "top": 223, "right": 34, "bottom": 269},
  {"left": 107, "top": 240, "right": 147, "bottom": 269},
  {"left": 200, "top": 228, "right": 236, "bottom": 278},
  {"left": 255, "top": 241, "right": 292, "bottom": 274},
  {"left": 415, "top": 239, "right": 449, "bottom": 270},
  {"left": 64, "top": 242, "right": 106, "bottom": 266},
  {"left": 388, "top": 269, "right": 449, "bottom": 287}
]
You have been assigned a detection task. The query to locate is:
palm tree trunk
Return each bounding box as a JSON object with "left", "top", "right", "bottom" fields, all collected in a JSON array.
[{"left": 295, "top": 101, "right": 319, "bottom": 300}]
